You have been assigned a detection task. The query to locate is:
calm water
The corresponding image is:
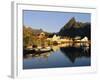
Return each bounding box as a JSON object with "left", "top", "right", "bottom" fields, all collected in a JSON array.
[{"left": 23, "top": 43, "right": 91, "bottom": 69}]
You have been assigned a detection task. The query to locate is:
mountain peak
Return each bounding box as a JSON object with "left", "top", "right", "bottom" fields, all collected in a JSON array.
[
  {"left": 62, "top": 17, "right": 77, "bottom": 29},
  {"left": 70, "top": 17, "right": 76, "bottom": 22},
  {"left": 58, "top": 17, "right": 90, "bottom": 39}
]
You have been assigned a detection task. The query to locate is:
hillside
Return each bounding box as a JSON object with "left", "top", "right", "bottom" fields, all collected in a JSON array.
[{"left": 58, "top": 17, "right": 91, "bottom": 39}]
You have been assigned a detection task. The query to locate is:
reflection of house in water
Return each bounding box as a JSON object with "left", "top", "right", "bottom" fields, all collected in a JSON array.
[
  {"left": 60, "top": 46, "right": 90, "bottom": 63},
  {"left": 73, "top": 43, "right": 80, "bottom": 48},
  {"left": 52, "top": 45, "right": 60, "bottom": 52},
  {"left": 52, "top": 43, "right": 73, "bottom": 52}
]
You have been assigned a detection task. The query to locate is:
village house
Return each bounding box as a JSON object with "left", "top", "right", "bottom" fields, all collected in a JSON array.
[
  {"left": 47, "top": 34, "right": 73, "bottom": 44},
  {"left": 52, "top": 35, "right": 60, "bottom": 42},
  {"left": 81, "top": 36, "right": 89, "bottom": 47},
  {"left": 46, "top": 35, "right": 60, "bottom": 43},
  {"left": 38, "top": 32, "right": 46, "bottom": 39}
]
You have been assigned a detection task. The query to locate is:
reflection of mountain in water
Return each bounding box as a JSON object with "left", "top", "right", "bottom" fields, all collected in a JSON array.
[{"left": 60, "top": 46, "right": 90, "bottom": 63}]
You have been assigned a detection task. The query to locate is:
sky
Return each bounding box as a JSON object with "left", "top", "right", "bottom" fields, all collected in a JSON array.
[{"left": 23, "top": 10, "right": 91, "bottom": 33}]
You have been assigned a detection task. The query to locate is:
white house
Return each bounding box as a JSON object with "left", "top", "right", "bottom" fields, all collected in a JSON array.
[{"left": 52, "top": 35, "right": 60, "bottom": 42}]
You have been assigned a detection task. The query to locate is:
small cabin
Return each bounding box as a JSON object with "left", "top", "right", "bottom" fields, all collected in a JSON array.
[
  {"left": 38, "top": 32, "right": 46, "bottom": 39},
  {"left": 52, "top": 35, "right": 60, "bottom": 41}
]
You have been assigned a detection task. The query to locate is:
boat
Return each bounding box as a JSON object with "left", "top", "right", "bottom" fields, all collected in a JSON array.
[
  {"left": 34, "top": 47, "right": 53, "bottom": 53},
  {"left": 23, "top": 48, "right": 35, "bottom": 55},
  {"left": 23, "top": 46, "right": 53, "bottom": 55}
]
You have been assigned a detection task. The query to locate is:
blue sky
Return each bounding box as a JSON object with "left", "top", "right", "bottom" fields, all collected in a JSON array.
[{"left": 23, "top": 10, "right": 91, "bottom": 33}]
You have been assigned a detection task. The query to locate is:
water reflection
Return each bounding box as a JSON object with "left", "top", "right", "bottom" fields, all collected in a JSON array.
[
  {"left": 23, "top": 42, "right": 90, "bottom": 69},
  {"left": 60, "top": 46, "right": 90, "bottom": 63},
  {"left": 24, "top": 51, "right": 53, "bottom": 59}
]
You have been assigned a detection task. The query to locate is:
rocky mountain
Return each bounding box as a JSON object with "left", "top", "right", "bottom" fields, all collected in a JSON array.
[{"left": 58, "top": 17, "right": 91, "bottom": 39}]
